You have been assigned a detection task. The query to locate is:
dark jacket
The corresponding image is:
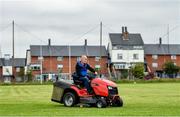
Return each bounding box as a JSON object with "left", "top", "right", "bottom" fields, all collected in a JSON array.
[{"left": 76, "top": 61, "right": 95, "bottom": 77}]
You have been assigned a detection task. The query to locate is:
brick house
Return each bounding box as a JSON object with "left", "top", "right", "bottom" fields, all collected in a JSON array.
[
  {"left": 0, "top": 54, "right": 26, "bottom": 83},
  {"left": 26, "top": 40, "right": 108, "bottom": 81},
  {"left": 144, "top": 41, "right": 180, "bottom": 77}
]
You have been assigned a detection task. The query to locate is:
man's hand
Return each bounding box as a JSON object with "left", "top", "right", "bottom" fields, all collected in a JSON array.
[{"left": 94, "top": 72, "right": 98, "bottom": 75}]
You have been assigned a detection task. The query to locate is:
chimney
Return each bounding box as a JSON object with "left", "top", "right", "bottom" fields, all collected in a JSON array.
[
  {"left": 125, "top": 26, "right": 127, "bottom": 33},
  {"left": 84, "top": 39, "right": 87, "bottom": 47},
  {"left": 159, "top": 37, "right": 162, "bottom": 45},
  {"left": 123, "top": 26, "right": 129, "bottom": 40},
  {"left": 122, "top": 27, "right": 124, "bottom": 34},
  {"left": 48, "top": 38, "right": 51, "bottom": 46}
]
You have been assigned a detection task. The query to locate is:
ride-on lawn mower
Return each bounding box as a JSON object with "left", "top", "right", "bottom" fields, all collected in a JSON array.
[{"left": 51, "top": 73, "right": 123, "bottom": 108}]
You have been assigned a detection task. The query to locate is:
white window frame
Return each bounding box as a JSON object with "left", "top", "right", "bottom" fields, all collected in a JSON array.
[
  {"left": 38, "top": 56, "right": 44, "bottom": 60},
  {"left": 133, "top": 54, "right": 139, "bottom": 60},
  {"left": 16, "top": 67, "right": 20, "bottom": 72},
  {"left": 95, "top": 65, "right": 101, "bottom": 69},
  {"left": 57, "top": 56, "right": 63, "bottom": 61},
  {"left": 57, "top": 64, "right": 63, "bottom": 69},
  {"left": 152, "top": 55, "right": 158, "bottom": 59},
  {"left": 77, "top": 57, "right": 81, "bottom": 61},
  {"left": 114, "top": 64, "right": 125, "bottom": 69},
  {"left": 117, "top": 53, "right": 123, "bottom": 60},
  {"left": 95, "top": 56, "right": 101, "bottom": 61},
  {"left": 173, "top": 62, "right": 176, "bottom": 66},
  {"left": 31, "top": 64, "right": 41, "bottom": 70},
  {"left": 133, "top": 46, "right": 142, "bottom": 49},
  {"left": 113, "top": 46, "right": 118, "bottom": 50},
  {"left": 171, "top": 55, "right": 176, "bottom": 60},
  {"left": 152, "top": 63, "right": 158, "bottom": 68}
]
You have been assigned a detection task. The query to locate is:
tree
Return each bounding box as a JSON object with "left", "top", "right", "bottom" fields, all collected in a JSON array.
[
  {"left": 26, "top": 69, "right": 33, "bottom": 82},
  {"left": 131, "top": 63, "right": 145, "bottom": 79},
  {"left": 17, "top": 68, "right": 25, "bottom": 78},
  {"left": 16, "top": 67, "right": 25, "bottom": 82},
  {"left": 121, "top": 69, "right": 128, "bottom": 79},
  {"left": 163, "top": 61, "right": 180, "bottom": 78}
]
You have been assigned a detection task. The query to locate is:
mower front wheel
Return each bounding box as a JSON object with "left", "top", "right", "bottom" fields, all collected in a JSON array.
[
  {"left": 63, "top": 92, "right": 76, "bottom": 107},
  {"left": 96, "top": 99, "right": 107, "bottom": 108},
  {"left": 112, "top": 97, "right": 123, "bottom": 107}
]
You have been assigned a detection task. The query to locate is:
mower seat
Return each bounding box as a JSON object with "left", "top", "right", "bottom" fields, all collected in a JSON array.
[
  {"left": 72, "top": 72, "right": 83, "bottom": 85},
  {"left": 73, "top": 80, "right": 83, "bottom": 85}
]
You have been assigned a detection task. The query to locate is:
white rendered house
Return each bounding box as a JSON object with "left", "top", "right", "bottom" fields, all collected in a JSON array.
[{"left": 108, "top": 27, "right": 144, "bottom": 70}]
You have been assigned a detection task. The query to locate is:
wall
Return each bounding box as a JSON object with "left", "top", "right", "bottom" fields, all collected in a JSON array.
[
  {"left": 111, "top": 49, "right": 144, "bottom": 63},
  {"left": 145, "top": 54, "right": 180, "bottom": 72},
  {"left": 30, "top": 56, "right": 108, "bottom": 76},
  {"left": 0, "top": 67, "right": 2, "bottom": 82}
]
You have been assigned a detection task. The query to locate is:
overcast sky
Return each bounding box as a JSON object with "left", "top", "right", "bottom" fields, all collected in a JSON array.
[{"left": 0, "top": 0, "right": 180, "bottom": 58}]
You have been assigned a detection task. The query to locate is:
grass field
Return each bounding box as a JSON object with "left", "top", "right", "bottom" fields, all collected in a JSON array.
[{"left": 0, "top": 83, "right": 180, "bottom": 116}]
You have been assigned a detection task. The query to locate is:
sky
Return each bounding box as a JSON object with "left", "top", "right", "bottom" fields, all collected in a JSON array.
[{"left": 0, "top": 0, "right": 180, "bottom": 58}]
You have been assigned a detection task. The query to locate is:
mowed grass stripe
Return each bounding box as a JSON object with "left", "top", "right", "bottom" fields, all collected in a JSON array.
[
  {"left": 0, "top": 85, "right": 52, "bottom": 104},
  {"left": 120, "top": 83, "right": 180, "bottom": 106},
  {"left": 0, "top": 83, "right": 180, "bottom": 116}
]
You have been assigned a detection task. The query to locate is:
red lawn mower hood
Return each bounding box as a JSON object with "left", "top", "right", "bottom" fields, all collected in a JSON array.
[{"left": 91, "top": 78, "right": 117, "bottom": 87}]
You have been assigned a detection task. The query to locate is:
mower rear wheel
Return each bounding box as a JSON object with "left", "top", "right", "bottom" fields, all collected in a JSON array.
[
  {"left": 63, "top": 92, "right": 76, "bottom": 107},
  {"left": 96, "top": 99, "right": 107, "bottom": 108}
]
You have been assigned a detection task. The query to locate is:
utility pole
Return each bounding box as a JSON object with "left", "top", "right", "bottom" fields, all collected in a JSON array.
[
  {"left": 0, "top": 44, "right": 2, "bottom": 58},
  {"left": 167, "top": 24, "right": 170, "bottom": 53},
  {"left": 48, "top": 38, "right": 52, "bottom": 77},
  {"left": 40, "top": 45, "right": 43, "bottom": 84},
  {"left": 100, "top": 22, "right": 102, "bottom": 77},
  {"left": 100, "top": 22, "right": 102, "bottom": 58},
  {"left": 12, "top": 20, "right": 15, "bottom": 65},
  {"left": 69, "top": 45, "right": 71, "bottom": 80}
]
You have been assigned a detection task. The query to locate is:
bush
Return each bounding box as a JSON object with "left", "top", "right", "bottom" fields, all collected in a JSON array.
[
  {"left": 26, "top": 70, "right": 33, "bottom": 82},
  {"left": 131, "top": 63, "right": 144, "bottom": 79},
  {"left": 114, "top": 78, "right": 180, "bottom": 84},
  {"left": 121, "top": 69, "right": 128, "bottom": 79},
  {"left": 163, "top": 61, "right": 180, "bottom": 78}
]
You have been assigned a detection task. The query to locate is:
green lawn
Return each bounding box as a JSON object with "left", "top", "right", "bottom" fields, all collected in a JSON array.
[{"left": 0, "top": 83, "right": 180, "bottom": 116}]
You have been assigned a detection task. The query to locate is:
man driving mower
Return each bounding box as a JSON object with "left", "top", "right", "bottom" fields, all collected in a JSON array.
[
  {"left": 51, "top": 55, "right": 123, "bottom": 107},
  {"left": 75, "top": 55, "right": 97, "bottom": 94}
]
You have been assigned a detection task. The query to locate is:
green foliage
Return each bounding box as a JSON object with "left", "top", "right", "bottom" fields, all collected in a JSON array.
[
  {"left": 17, "top": 67, "right": 25, "bottom": 78},
  {"left": 26, "top": 69, "right": 33, "bottom": 82},
  {"left": 163, "top": 61, "right": 180, "bottom": 77},
  {"left": 121, "top": 69, "right": 128, "bottom": 79},
  {"left": 131, "top": 63, "right": 144, "bottom": 79},
  {"left": 95, "top": 68, "right": 100, "bottom": 72},
  {"left": 115, "top": 78, "right": 180, "bottom": 83}
]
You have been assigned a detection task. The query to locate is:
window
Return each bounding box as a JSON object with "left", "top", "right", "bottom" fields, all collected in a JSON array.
[
  {"left": 152, "top": 63, "right": 158, "bottom": 68},
  {"left": 16, "top": 67, "right": 20, "bottom": 72},
  {"left": 95, "top": 65, "right": 101, "bottom": 69},
  {"left": 152, "top": 55, "right": 158, "bottom": 59},
  {"left": 31, "top": 64, "right": 40, "bottom": 70},
  {"left": 57, "top": 64, "right": 63, "bottom": 69},
  {"left": 133, "top": 46, "right": 142, "bottom": 49},
  {"left": 38, "top": 56, "right": 44, "bottom": 60},
  {"left": 114, "top": 64, "right": 125, "bottom": 69},
  {"left": 171, "top": 55, "right": 176, "bottom": 60},
  {"left": 133, "top": 54, "right": 139, "bottom": 60},
  {"left": 113, "top": 46, "right": 118, "bottom": 50},
  {"left": 77, "top": 57, "right": 81, "bottom": 61},
  {"left": 57, "top": 56, "right": 63, "bottom": 61},
  {"left": 95, "top": 57, "right": 101, "bottom": 61},
  {"left": 117, "top": 53, "right": 123, "bottom": 60},
  {"left": 173, "top": 62, "right": 176, "bottom": 66}
]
